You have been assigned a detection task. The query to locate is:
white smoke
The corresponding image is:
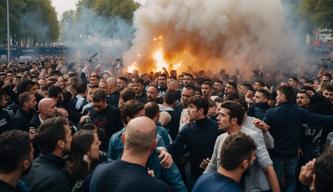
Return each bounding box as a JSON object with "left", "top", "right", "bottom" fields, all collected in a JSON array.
[{"left": 125, "top": 0, "right": 307, "bottom": 75}]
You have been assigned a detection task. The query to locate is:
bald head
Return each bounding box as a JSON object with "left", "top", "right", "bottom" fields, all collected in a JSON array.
[
  {"left": 125, "top": 116, "right": 157, "bottom": 154},
  {"left": 38, "top": 98, "right": 57, "bottom": 119},
  {"left": 106, "top": 77, "right": 117, "bottom": 93}
]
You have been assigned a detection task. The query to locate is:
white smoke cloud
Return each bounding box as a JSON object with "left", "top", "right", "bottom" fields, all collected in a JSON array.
[{"left": 125, "top": 0, "right": 307, "bottom": 75}]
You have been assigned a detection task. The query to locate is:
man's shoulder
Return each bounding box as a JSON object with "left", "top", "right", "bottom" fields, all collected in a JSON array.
[{"left": 193, "top": 172, "right": 241, "bottom": 192}]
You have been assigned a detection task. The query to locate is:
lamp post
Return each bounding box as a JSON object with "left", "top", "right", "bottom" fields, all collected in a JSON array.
[{"left": 6, "top": 0, "right": 10, "bottom": 63}]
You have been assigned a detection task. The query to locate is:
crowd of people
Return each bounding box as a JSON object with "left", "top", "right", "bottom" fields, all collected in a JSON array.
[{"left": 0, "top": 56, "right": 333, "bottom": 192}]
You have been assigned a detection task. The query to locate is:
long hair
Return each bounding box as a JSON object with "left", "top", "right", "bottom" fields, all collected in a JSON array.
[{"left": 66, "top": 130, "right": 94, "bottom": 181}]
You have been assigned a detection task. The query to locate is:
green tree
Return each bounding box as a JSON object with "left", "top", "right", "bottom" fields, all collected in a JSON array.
[{"left": 299, "top": 0, "right": 333, "bottom": 30}]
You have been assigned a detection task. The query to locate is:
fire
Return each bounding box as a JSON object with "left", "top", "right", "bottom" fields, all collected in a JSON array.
[
  {"left": 127, "top": 63, "right": 138, "bottom": 73},
  {"left": 153, "top": 49, "right": 168, "bottom": 71}
]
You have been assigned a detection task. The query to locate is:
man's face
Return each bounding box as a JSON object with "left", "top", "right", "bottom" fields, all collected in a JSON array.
[
  {"left": 87, "top": 88, "right": 97, "bottom": 102},
  {"left": 188, "top": 104, "right": 201, "bottom": 121},
  {"left": 238, "top": 85, "right": 248, "bottom": 95},
  {"left": 321, "top": 75, "right": 331, "bottom": 87},
  {"left": 117, "top": 79, "right": 127, "bottom": 90},
  {"left": 133, "top": 82, "right": 144, "bottom": 94},
  {"left": 92, "top": 100, "right": 107, "bottom": 112},
  {"left": 147, "top": 86, "right": 158, "bottom": 101},
  {"left": 254, "top": 91, "right": 267, "bottom": 104},
  {"left": 224, "top": 83, "right": 235, "bottom": 95},
  {"left": 216, "top": 107, "right": 232, "bottom": 131},
  {"left": 296, "top": 93, "right": 310, "bottom": 107},
  {"left": 6, "top": 73, "right": 13, "bottom": 82},
  {"left": 253, "top": 82, "right": 262, "bottom": 90},
  {"left": 98, "top": 82, "right": 108, "bottom": 92},
  {"left": 213, "top": 82, "right": 223, "bottom": 93},
  {"left": 25, "top": 95, "right": 37, "bottom": 111},
  {"left": 46, "top": 100, "right": 57, "bottom": 118},
  {"left": 90, "top": 76, "right": 99, "bottom": 85},
  {"left": 276, "top": 90, "right": 286, "bottom": 105},
  {"left": 158, "top": 76, "right": 167, "bottom": 87},
  {"left": 181, "top": 88, "right": 193, "bottom": 107},
  {"left": 288, "top": 79, "right": 297, "bottom": 88},
  {"left": 182, "top": 75, "right": 192, "bottom": 86},
  {"left": 201, "top": 84, "right": 212, "bottom": 97},
  {"left": 323, "top": 89, "right": 333, "bottom": 103}
]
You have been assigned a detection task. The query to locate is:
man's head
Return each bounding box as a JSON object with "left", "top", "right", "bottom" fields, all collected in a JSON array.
[
  {"left": 201, "top": 81, "right": 213, "bottom": 98},
  {"left": 123, "top": 116, "right": 157, "bottom": 155},
  {"left": 288, "top": 77, "right": 298, "bottom": 89},
  {"left": 146, "top": 85, "right": 159, "bottom": 102},
  {"left": 0, "top": 89, "right": 8, "bottom": 108},
  {"left": 182, "top": 73, "right": 193, "bottom": 86},
  {"left": 132, "top": 78, "right": 145, "bottom": 95},
  {"left": 296, "top": 90, "right": 310, "bottom": 107},
  {"left": 163, "top": 91, "right": 178, "bottom": 107},
  {"left": 19, "top": 92, "right": 36, "bottom": 111},
  {"left": 254, "top": 88, "right": 270, "bottom": 104},
  {"left": 219, "top": 132, "right": 256, "bottom": 175},
  {"left": 213, "top": 80, "right": 224, "bottom": 94},
  {"left": 188, "top": 96, "right": 209, "bottom": 121},
  {"left": 117, "top": 76, "right": 128, "bottom": 91},
  {"left": 158, "top": 74, "right": 167, "bottom": 88},
  {"left": 37, "top": 117, "right": 72, "bottom": 155},
  {"left": 89, "top": 73, "right": 100, "bottom": 86},
  {"left": 144, "top": 102, "right": 160, "bottom": 123},
  {"left": 238, "top": 83, "right": 253, "bottom": 96},
  {"left": 167, "top": 79, "right": 180, "bottom": 92},
  {"left": 106, "top": 77, "right": 117, "bottom": 93},
  {"left": 87, "top": 84, "right": 98, "bottom": 102},
  {"left": 181, "top": 85, "right": 195, "bottom": 107},
  {"left": 276, "top": 85, "right": 295, "bottom": 105},
  {"left": 253, "top": 81, "right": 265, "bottom": 91},
  {"left": 38, "top": 98, "right": 57, "bottom": 119},
  {"left": 0, "top": 130, "right": 33, "bottom": 176},
  {"left": 98, "top": 81, "right": 108, "bottom": 93},
  {"left": 121, "top": 100, "right": 145, "bottom": 125},
  {"left": 48, "top": 85, "right": 63, "bottom": 103},
  {"left": 76, "top": 83, "right": 87, "bottom": 96},
  {"left": 92, "top": 90, "right": 107, "bottom": 112},
  {"left": 224, "top": 81, "right": 237, "bottom": 95},
  {"left": 217, "top": 101, "right": 244, "bottom": 132},
  {"left": 323, "top": 84, "right": 333, "bottom": 104}
]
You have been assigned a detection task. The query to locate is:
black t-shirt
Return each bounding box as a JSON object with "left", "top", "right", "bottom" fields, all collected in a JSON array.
[{"left": 90, "top": 160, "right": 173, "bottom": 192}]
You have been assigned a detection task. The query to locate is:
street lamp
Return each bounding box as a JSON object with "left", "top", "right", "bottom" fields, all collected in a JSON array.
[{"left": 6, "top": 0, "right": 10, "bottom": 63}]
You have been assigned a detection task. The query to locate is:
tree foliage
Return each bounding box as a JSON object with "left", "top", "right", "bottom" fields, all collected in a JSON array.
[
  {"left": 0, "top": 0, "right": 59, "bottom": 47},
  {"left": 77, "top": 0, "right": 139, "bottom": 22},
  {"left": 298, "top": 0, "right": 333, "bottom": 30}
]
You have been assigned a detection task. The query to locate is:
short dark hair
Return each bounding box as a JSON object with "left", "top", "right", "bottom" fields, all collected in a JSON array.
[
  {"left": 18, "top": 92, "right": 34, "bottom": 107},
  {"left": 0, "top": 130, "right": 31, "bottom": 173},
  {"left": 323, "top": 73, "right": 332, "bottom": 80},
  {"left": 144, "top": 102, "right": 160, "bottom": 119},
  {"left": 121, "top": 100, "right": 144, "bottom": 125},
  {"left": 314, "top": 148, "right": 333, "bottom": 192},
  {"left": 118, "top": 76, "right": 128, "bottom": 83},
  {"left": 163, "top": 91, "right": 178, "bottom": 105},
  {"left": 92, "top": 90, "right": 106, "bottom": 102},
  {"left": 289, "top": 76, "right": 298, "bottom": 83},
  {"left": 241, "top": 83, "right": 253, "bottom": 91},
  {"left": 120, "top": 88, "right": 136, "bottom": 102},
  {"left": 257, "top": 88, "right": 270, "bottom": 99},
  {"left": 158, "top": 73, "right": 167, "bottom": 79},
  {"left": 37, "top": 117, "right": 68, "bottom": 153},
  {"left": 277, "top": 85, "right": 295, "bottom": 102},
  {"left": 324, "top": 84, "right": 333, "bottom": 92},
  {"left": 132, "top": 78, "right": 144, "bottom": 85},
  {"left": 48, "top": 85, "right": 63, "bottom": 98},
  {"left": 254, "top": 80, "right": 265, "bottom": 87},
  {"left": 215, "top": 80, "right": 223, "bottom": 85},
  {"left": 220, "top": 100, "right": 245, "bottom": 125},
  {"left": 226, "top": 81, "right": 237, "bottom": 91},
  {"left": 202, "top": 80, "right": 213, "bottom": 87},
  {"left": 76, "top": 83, "right": 87, "bottom": 94},
  {"left": 220, "top": 132, "right": 256, "bottom": 170},
  {"left": 190, "top": 96, "right": 209, "bottom": 115}
]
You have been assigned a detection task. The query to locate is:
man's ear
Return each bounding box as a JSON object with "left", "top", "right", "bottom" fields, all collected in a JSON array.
[
  {"left": 198, "top": 108, "right": 205, "bottom": 115},
  {"left": 230, "top": 117, "right": 238, "bottom": 125},
  {"left": 22, "top": 159, "right": 31, "bottom": 170},
  {"left": 241, "top": 159, "right": 249, "bottom": 171},
  {"left": 57, "top": 140, "right": 65, "bottom": 150}
]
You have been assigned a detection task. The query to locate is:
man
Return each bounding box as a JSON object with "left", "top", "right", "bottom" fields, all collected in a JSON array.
[
  {"left": 158, "top": 74, "right": 168, "bottom": 97},
  {"left": 323, "top": 84, "right": 333, "bottom": 104},
  {"left": 132, "top": 78, "right": 147, "bottom": 103},
  {"left": 0, "top": 130, "right": 33, "bottom": 192},
  {"left": 98, "top": 81, "right": 108, "bottom": 93},
  {"left": 24, "top": 117, "right": 72, "bottom": 192},
  {"left": 212, "top": 80, "right": 224, "bottom": 97},
  {"left": 201, "top": 81, "right": 213, "bottom": 99},
  {"left": 82, "top": 84, "right": 98, "bottom": 114},
  {"left": 159, "top": 91, "right": 179, "bottom": 139},
  {"left": 117, "top": 76, "right": 128, "bottom": 92},
  {"left": 223, "top": 81, "right": 239, "bottom": 100},
  {"left": 288, "top": 77, "right": 299, "bottom": 90},
  {"left": 48, "top": 85, "right": 63, "bottom": 106},
  {"left": 72, "top": 83, "right": 88, "bottom": 113},
  {"left": 205, "top": 101, "right": 280, "bottom": 192},
  {"left": 253, "top": 80, "right": 265, "bottom": 91},
  {"left": 182, "top": 73, "right": 193, "bottom": 87},
  {"left": 106, "top": 77, "right": 119, "bottom": 107},
  {"left": 167, "top": 96, "right": 220, "bottom": 189},
  {"left": 248, "top": 88, "right": 271, "bottom": 120},
  {"left": 193, "top": 133, "right": 257, "bottom": 192},
  {"left": 238, "top": 83, "right": 253, "bottom": 97},
  {"left": 89, "top": 73, "right": 100, "bottom": 86},
  {"left": 11, "top": 92, "right": 37, "bottom": 132},
  {"left": 167, "top": 79, "right": 181, "bottom": 100},
  {"left": 175, "top": 85, "right": 195, "bottom": 131},
  {"left": 84, "top": 90, "right": 123, "bottom": 151},
  {"left": 146, "top": 85, "right": 163, "bottom": 104},
  {"left": 91, "top": 117, "right": 173, "bottom": 192},
  {"left": 0, "top": 89, "right": 11, "bottom": 134},
  {"left": 30, "top": 98, "right": 57, "bottom": 128},
  {"left": 255, "top": 85, "right": 333, "bottom": 192}
]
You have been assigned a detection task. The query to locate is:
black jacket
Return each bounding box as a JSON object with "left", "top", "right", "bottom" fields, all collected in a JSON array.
[
  {"left": 11, "top": 108, "right": 35, "bottom": 132},
  {"left": 24, "top": 153, "right": 70, "bottom": 192},
  {"left": 0, "top": 108, "right": 11, "bottom": 134}
]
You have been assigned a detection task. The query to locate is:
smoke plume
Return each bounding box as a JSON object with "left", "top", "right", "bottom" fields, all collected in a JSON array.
[{"left": 125, "top": 0, "right": 307, "bottom": 75}]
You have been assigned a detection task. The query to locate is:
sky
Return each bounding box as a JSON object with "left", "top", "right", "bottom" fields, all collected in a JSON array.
[{"left": 51, "top": 0, "right": 79, "bottom": 20}]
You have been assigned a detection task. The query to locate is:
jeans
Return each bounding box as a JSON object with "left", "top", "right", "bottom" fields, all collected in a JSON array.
[{"left": 272, "top": 158, "right": 298, "bottom": 192}]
